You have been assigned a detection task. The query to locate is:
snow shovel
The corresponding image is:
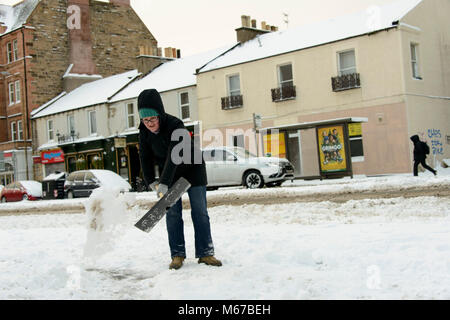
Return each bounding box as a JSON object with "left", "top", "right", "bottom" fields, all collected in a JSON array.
[{"left": 134, "top": 177, "right": 191, "bottom": 233}]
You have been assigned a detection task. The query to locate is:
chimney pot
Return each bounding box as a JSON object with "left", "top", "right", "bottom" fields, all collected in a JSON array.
[
  {"left": 164, "top": 47, "right": 172, "bottom": 58},
  {"left": 261, "top": 21, "right": 266, "bottom": 30},
  {"left": 241, "top": 15, "right": 250, "bottom": 27},
  {"left": 251, "top": 19, "right": 256, "bottom": 28}
]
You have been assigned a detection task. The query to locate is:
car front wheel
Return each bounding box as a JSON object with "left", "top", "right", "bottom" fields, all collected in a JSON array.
[
  {"left": 22, "top": 194, "right": 28, "bottom": 201},
  {"left": 243, "top": 171, "right": 264, "bottom": 189}
]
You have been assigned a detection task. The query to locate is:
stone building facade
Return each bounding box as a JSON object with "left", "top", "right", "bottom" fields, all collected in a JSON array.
[{"left": 0, "top": 0, "right": 158, "bottom": 183}]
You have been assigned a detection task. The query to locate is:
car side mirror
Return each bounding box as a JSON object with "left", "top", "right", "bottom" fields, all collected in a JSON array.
[{"left": 227, "top": 155, "right": 237, "bottom": 161}]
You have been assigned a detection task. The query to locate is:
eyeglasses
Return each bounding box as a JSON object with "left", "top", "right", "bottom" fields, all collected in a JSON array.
[{"left": 141, "top": 117, "right": 159, "bottom": 124}]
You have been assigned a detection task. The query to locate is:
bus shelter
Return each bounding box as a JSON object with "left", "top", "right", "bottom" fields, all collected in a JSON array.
[{"left": 258, "top": 117, "right": 368, "bottom": 180}]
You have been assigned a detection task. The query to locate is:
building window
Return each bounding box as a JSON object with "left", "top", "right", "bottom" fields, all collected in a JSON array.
[
  {"left": 233, "top": 134, "right": 245, "bottom": 149},
  {"left": 126, "top": 103, "right": 135, "bottom": 129},
  {"left": 88, "top": 111, "right": 97, "bottom": 135},
  {"left": 228, "top": 74, "right": 241, "bottom": 96},
  {"left": 222, "top": 74, "right": 243, "bottom": 110},
  {"left": 17, "top": 120, "right": 23, "bottom": 141},
  {"left": 8, "top": 83, "right": 15, "bottom": 105},
  {"left": 338, "top": 49, "right": 357, "bottom": 76},
  {"left": 47, "top": 120, "right": 54, "bottom": 141},
  {"left": 13, "top": 40, "right": 19, "bottom": 61},
  {"left": 11, "top": 122, "right": 16, "bottom": 141},
  {"left": 14, "top": 80, "right": 21, "bottom": 103},
  {"left": 7, "top": 42, "right": 13, "bottom": 64},
  {"left": 87, "top": 153, "right": 103, "bottom": 170},
  {"left": 272, "top": 63, "right": 296, "bottom": 101},
  {"left": 179, "top": 92, "right": 190, "bottom": 120},
  {"left": 411, "top": 43, "right": 421, "bottom": 79},
  {"left": 278, "top": 64, "right": 293, "bottom": 89},
  {"left": 67, "top": 115, "right": 75, "bottom": 135},
  {"left": 349, "top": 137, "right": 364, "bottom": 157}
]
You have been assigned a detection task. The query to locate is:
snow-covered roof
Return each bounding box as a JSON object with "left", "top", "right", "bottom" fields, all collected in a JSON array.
[
  {"left": 31, "top": 70, "right": 140, "bottom": 119},
  {"left": 0, "top": 0, "right": 39, "bottom": 35},
  {"left": 109, "top": 44, "right": 235, "bottom": 103},
  {"left": 198, "top": 0, "right": 423, "bottom": 73}
]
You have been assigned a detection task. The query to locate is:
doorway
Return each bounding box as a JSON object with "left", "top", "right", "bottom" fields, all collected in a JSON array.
[
  {"left": 128, "top": 144, "right": 141, "bottom": 191},
  {"left": 287, "top": 131, "right": 302, "bottom": 177}
]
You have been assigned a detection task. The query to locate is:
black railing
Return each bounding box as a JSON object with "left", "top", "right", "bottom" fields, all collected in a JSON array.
[
  {"left": 221, "top": 95, "right": 243, "bottom": 110},
  {"left": 57, "top": 132, "right": 79, "bottom": 144},
  {"left": 331, "top": 73, "right": 361, "bottom": 92},
  {"left": 271, "top": 85, "right": 296, "bottom": 102}
]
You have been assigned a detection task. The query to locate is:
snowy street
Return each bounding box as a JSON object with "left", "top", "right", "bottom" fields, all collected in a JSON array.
[{"left": 0, "top": 169, "right": 449, "bottom": 299}]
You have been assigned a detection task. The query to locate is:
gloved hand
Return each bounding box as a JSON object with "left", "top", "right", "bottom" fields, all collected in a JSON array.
[
  {"left": 149, "top": 181, "right": 159, "bottom": 192},
  {"left": 156, "top": 183, "right": 168, "bottom": 198}
]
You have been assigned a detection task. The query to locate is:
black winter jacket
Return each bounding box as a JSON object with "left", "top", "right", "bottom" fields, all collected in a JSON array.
[
  {"left": 410, "top": 135, "right": 428, "bottom": 161},
  {"left": 138, "top": 89, "right": 207, "bottom": 188}
]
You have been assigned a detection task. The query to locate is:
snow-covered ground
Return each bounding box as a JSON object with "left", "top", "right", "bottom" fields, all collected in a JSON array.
[{"left": 0, "top": 167, "right": 449, "bottom": 300}]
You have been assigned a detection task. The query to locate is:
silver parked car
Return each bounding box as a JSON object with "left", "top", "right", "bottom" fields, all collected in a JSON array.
[{"left": 203, "top": 146, "right": 294, "bottom": 189}]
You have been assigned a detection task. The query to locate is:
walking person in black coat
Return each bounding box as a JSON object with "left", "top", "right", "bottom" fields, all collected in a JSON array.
[
  {"left": 137, "top": 89, "right": 222, "bottom": 270},
  {"left": 410, "top": 135, "right": 437, "bottom": 176}
]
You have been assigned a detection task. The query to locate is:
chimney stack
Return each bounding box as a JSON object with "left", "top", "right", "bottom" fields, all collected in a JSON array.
[
  {"left": 164, "top": 47, "right": 172, "bottom": 58},
  {"left": 136, "top": 45, "right": 172, "bottom": 76},
  {"left": 236, "top": 15, "right": 277, "bottom": 43},
  {"left": 64, "top": 0, "right": 100, "bottom": 92}
]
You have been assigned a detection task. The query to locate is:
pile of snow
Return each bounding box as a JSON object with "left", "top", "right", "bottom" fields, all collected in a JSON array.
[{"left": 83, "top": 187, "right": 137, "bottom": 260}]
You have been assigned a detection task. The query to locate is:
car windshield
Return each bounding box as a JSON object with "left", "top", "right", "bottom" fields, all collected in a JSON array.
[{"left": 232, "top": 147, "right": 257, "bottom": 159}]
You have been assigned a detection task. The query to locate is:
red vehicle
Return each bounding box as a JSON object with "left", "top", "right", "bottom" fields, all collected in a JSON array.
[{"left": 0, "top": 181, "right": 43, "bottom": 203}]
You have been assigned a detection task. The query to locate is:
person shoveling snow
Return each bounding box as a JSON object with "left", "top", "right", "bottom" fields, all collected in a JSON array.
[{"left": 137, "top": 89, "right": 222, "bottom": 270}]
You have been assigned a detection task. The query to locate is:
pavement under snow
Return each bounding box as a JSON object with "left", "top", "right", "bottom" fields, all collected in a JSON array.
[{"left": 0, "top": 168, "right": 449, "bottom": 300}]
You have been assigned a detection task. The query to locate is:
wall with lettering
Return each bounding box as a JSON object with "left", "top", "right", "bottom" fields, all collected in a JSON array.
[{"left": 427, "top": 129, "right": 444, "bottom": 156}]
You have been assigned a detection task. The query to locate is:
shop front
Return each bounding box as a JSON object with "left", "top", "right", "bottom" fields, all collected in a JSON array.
[
  {"left": 57, "top": 134, "right": 143, "bottom": 191},
  {"left": 40, "top": 148, "right": 66, "bottom": 177}
]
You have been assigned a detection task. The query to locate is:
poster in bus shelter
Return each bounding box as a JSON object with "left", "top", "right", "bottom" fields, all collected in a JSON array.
[
  {"left": 317, "top": 125, "right": 348, "bottom": 173},
  {"left": 263, "top": 132, "right": 286, "bottom": 158}
]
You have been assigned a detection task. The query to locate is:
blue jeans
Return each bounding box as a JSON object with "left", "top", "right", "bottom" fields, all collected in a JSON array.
[{"left": 165, "top": 185, "right": 215, "bottom": 258}]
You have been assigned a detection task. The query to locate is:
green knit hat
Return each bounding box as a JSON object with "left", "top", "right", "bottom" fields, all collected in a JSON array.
[{"left": 139, "top": 108, "right": 159, "bottom": 119}]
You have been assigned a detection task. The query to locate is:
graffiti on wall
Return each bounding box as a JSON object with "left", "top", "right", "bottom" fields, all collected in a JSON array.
[{"left": 427, "top": 129, "right": 443, "bottom": 155}]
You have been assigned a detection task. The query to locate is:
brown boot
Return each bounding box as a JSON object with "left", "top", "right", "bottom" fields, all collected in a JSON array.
[
  {"left": 198, "top": 256, "right": 222, "bottom": 267},
  {"left": 169, "top": 256, "right": 185, "bottom": 270}
]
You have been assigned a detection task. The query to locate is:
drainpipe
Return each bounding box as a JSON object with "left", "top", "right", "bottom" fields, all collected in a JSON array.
[{"left": 21, "top": 27, "right": 30, "bottom": 180}]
